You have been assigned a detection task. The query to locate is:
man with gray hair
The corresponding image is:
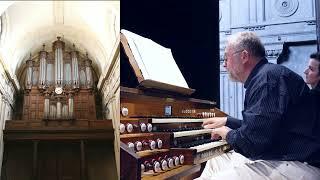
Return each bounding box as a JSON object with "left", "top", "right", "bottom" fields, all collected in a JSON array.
[{"left": 197, "top": 32, "right": 320, "bottom": 179}]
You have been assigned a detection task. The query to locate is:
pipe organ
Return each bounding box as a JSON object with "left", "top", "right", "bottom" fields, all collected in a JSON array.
[
  {"left": 23, "top": 37, "right": 95, "bottom": 120},
  {"left": 25, "top": 38, "right": 93, "bottom": 90}
]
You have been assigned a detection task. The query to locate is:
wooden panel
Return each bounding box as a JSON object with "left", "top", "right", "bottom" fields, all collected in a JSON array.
[
  {"left": 23, "top": 88, "right": 45, "bottom": 121},
  {"left": 23, "top": 89, "right": 96, "bottom": 121},
  {"left": 38, "top": 142, "right": 81, "bottom": 180},
  {"left": 73, "top": 90, "right": 96, "bottom": 120},
  {"left": 87, "top": 141, "right": 118, "bottom": 180},
  {"left": 58, "top": 143, "right": 81, "bottom": 180},
  {"left": 38, "top": 143, "right": 58, "bottom": 180},
  {"left": 120, "top": 142, "right": 141, "bottom": 180},
  {"left": 1, "top": 142, "right": 33, "bottom": 180}
]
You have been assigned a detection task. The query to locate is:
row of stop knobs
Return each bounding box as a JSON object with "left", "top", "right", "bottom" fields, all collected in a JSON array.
[
  {"left": 128, "top": 139, "right": 163, "bottom": 151},
  {"left": 141, "top": 155, "right": 185, "bottom": 173},
  {"left": 120, "top": 123, "right": 152, "bottom": 133}
]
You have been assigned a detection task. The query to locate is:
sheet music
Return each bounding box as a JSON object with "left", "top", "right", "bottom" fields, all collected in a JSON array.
[{"left": 121, "top": 29, "right": 190, "bottom": 89}]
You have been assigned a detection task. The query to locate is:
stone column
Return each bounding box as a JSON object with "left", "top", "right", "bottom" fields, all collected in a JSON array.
[
  {"left": 0, "top": 93, "right": 3, "bottom": 127},
  {"left": 0, "top": 96, "right": 6, "bottom": 176},
  {"left": 3, "top": 101, "right": 9, "bottom": 123},
  {"left": 0, "top": 98, "right": 6, "bottom": 127}
]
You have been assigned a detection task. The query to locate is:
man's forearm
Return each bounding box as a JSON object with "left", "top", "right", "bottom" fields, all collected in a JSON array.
[{"left": 225, "top": 116, "right": 242, "bottom": 129}]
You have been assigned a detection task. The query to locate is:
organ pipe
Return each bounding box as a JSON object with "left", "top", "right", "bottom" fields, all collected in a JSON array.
[
  {"left": 44, "top": 97, "right": 50, "bottom": 118},
  {"left": 25, "top": 54, "right": 33, "bottom": 90},
  {"left": 56, "top": 101, "right": 62, "bottom": 119},
  {"left": 39, "top": 44, "right": 47, "bottom": 87},
  {"left": 85, "top": 52, "right": 93, "bottom": 88},
  {"left": 68, "top": 96, "right": 74, "bottom": 118},
  {"left": 71, "top": 44, "right": 79, "bottom": 89},
  {"left": 53, "top": 37, "right": 65, "bottom": 86}
]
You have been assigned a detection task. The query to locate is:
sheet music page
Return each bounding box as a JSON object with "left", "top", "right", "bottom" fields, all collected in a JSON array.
[{"left": 121, "top": 29, "right": 190, "bottom": 89}]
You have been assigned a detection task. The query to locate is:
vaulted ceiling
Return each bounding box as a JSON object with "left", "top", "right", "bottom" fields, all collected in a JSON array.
[{"left": 0, "top": 1, "right": 120, "bottom": 88}]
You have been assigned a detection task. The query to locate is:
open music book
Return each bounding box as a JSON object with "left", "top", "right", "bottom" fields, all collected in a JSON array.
[{"left": 121, "top": 29, "right": 195, "bottom": 95}]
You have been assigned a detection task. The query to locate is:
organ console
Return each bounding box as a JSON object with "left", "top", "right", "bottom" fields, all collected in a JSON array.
[{"left": 120, "top": 30, "right": 231, "bottom": 180}]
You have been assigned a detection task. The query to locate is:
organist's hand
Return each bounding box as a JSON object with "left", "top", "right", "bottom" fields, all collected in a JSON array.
[
  {"left": 202, "top": 117, "right": 227, "bottom": 129},
  {"left": 210, "top": 126, "right": 231, "bottom": 140}
]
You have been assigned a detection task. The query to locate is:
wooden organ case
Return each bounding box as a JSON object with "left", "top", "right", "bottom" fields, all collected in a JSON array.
[
  {"left": 1, "top": 37, "right": 117, "bottom": 180},
  {"left": 120, "top": 30, "right": 231, "bottom": 180}
]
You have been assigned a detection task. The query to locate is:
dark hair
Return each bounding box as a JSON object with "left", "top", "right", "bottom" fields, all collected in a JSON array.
[{"left": 310, "top": 52, "right": 320, "bottom": 75}]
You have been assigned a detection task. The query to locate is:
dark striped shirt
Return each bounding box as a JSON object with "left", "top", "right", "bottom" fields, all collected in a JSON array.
[{"left": 226, "top": 58, "right": 320, "bottom": 163}]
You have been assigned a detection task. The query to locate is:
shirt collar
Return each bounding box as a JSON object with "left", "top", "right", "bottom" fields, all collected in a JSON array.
[{"left": 244, "top": 57, "right": 268, "bottom": 89}]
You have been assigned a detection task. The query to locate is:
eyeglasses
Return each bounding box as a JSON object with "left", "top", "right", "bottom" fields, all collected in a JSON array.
[{"left": 223, "top": 49, "right": 244, "bottom": 63}]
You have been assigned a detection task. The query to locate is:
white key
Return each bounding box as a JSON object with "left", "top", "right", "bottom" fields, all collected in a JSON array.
[
  {"left": 190, "top": 140, "right": 228, "bottom": 152},
  {"left": 173, "top": 129, "right": 213, "bottom": 138},
  {"left": 152, "top": 118, "right": 204, "bottom": 123}
]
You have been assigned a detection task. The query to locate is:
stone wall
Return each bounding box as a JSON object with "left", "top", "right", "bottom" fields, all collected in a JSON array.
[
  {"left": 97, "top": 35, "right": 120, "bottom": 178},
  {"left": 0, "top": 59, "right": 16, "bottom": 176}
]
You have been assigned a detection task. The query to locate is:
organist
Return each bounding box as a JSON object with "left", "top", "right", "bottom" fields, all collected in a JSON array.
[{"left": 197, "top": 32, "right": 320, "bottom": 179}]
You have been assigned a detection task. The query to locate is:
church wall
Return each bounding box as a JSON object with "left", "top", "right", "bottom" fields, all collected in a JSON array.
[
  {"left": 0, "top": 61, "right": 16, "bottom": 176},
  {"left": 219, "top": 0, "right": 317, "bottom": 119},
  {"left": 97, "top": 35, "right": 120, "bottom": 179}
]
